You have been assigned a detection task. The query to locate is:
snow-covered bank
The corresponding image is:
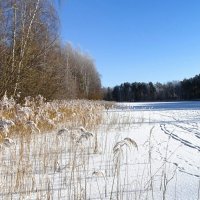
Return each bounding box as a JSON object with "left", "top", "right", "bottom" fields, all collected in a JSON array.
[{"left": 0, "top": 102, "right": 200, "bottom": 199}]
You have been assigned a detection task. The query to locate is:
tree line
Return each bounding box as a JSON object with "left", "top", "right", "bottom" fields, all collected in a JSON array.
[
  {"left": 0, "top": 0, "right": 102, "bottom": 101},
  {"left": 103, "top": 74, "right": 200, "bottom": 102}
]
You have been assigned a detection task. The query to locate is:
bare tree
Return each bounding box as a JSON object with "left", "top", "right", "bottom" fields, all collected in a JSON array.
[{"left": 0, "top": 0, "right": 102, "bottom": 101}]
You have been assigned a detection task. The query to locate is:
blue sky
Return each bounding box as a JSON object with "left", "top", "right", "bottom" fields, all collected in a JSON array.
[{"left": 57, "top": 0, "right": 200, "bottom": 87}]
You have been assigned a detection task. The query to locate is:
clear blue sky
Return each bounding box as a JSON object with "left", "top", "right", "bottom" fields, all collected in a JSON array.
[{"left": 57, "top": 0, "right": 200, "bottom": 87}]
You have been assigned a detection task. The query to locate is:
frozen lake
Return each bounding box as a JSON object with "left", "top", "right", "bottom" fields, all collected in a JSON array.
[
  {"left": 111, "top": 102, "right": 200, "bottom": 199},
  {"left": 119, "top": 101, "right": 200, "bottom": 111}
]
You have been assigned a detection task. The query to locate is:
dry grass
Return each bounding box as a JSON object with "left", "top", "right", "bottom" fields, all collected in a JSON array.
[
  {"left": 0, "top": 93, "right": 106, "bottom": 199},
  {"left": 0, "top": 93, "right": 104, "bottom": 140}
]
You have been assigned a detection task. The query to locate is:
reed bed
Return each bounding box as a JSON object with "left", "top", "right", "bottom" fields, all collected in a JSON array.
[{"left": 0, "top": 94, "right": 198, "bottom": 199}]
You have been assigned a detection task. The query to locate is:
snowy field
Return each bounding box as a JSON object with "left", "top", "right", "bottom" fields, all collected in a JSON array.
[{"left": 0, "top": 101, "right": 200, "bottom": 200}]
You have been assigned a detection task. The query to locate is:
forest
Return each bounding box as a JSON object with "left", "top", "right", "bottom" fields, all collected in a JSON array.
[
  {"left": 0, "top": 0, "right": 102, "bottom": 101},
  {"left": 103, "top": 74, "right": 200, "bottom": 102}
]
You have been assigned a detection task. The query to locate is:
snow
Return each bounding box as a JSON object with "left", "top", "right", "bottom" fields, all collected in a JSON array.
[{"left": 0, "top": 101, "right": 200, "bottom": 199}]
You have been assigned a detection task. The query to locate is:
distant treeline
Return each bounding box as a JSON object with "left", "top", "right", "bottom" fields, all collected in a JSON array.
[
  {"left": 103, "top": 74, "right": 200, "bottom": 102},
  {"left": 0, "top": 0, "right": 102, "bottom": 101}
]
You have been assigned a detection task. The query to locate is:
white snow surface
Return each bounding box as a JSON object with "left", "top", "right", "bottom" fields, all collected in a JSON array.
[{"left": 0, "top": 101, "right": 200, "bottom": 200}]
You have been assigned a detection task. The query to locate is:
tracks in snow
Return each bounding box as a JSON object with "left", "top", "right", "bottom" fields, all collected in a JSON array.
[
  {"left": 159, "top": 120, "right": 200, "bottom": 178},
  {"left": 160, "top": 123, "right": 200, "bottom": 152}
]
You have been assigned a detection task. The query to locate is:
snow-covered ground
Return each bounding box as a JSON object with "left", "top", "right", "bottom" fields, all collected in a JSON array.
[
  {"left": 0, "top": 101, "right": 200, "bottom": 200},
  {"left": 108, "top": 102, "right": 200, "bottom": 200}
]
